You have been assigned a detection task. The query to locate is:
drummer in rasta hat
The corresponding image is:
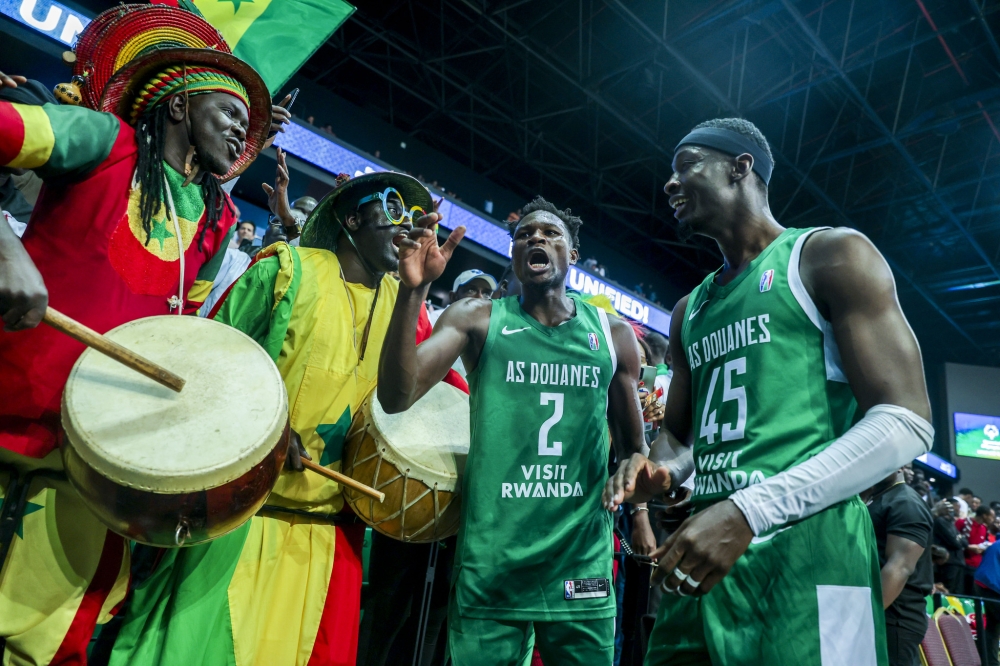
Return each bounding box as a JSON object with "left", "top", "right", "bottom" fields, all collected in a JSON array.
[
  {"left": 109, "top": 170, "right": 464, "bottom": 665},
  {"left": 0, "top": 4, "right": 286, "bottom": 662}
]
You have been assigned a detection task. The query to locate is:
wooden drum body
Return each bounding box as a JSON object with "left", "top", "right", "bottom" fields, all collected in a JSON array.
[
  {"left": 343, "top": 382, "right": 470, "bottom": 543},
  {"left": 61, "top": 316, "right": 289, "bottom": 547}
]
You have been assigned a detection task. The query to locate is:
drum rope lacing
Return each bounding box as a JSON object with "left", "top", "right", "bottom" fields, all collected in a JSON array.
[{"left": 347, "top": 420, "right": 454, "bottom": 542}]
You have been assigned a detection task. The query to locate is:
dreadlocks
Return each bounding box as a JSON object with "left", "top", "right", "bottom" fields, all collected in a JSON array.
[{"left": 133, "top": 104, "right": 230, "bottom": 251}]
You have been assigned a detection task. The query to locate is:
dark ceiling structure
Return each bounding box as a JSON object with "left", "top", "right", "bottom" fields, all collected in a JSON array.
[{"left": 293, "top": 0, "right": 1000, "bottom": 366}]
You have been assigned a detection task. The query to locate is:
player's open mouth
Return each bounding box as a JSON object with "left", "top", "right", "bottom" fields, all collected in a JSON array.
[{"left": 527, "top": 248, "right": 550, "bottom": 271}]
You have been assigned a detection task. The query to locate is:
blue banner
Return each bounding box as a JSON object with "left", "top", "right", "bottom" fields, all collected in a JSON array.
[{"left": 0, "top": 0, "right": 90, "bottom": 45}]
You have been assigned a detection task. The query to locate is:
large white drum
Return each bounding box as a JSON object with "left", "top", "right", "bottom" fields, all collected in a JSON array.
[
  {"left": 61, "top": 315, "right": 289, "bottom": 547},
  {"left": 342, "top": 382, "right": 470, "bottom": 542}
]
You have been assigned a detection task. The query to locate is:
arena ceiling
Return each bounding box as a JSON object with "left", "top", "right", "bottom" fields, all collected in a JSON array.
[{"left": 293, "top": 0, "right": 1000, "bottom": 366}]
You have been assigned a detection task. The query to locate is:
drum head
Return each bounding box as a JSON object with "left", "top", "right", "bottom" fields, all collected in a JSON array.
[
  {"left": 369, "top": 382, "right": 470, "bottom": 491},
  {"left": 62, "top": 316, "right": 287, "bottom": 494}
]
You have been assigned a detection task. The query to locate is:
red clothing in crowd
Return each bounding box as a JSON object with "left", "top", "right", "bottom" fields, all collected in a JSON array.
[{"left": 957, "top": 518, "right": 993, "bottom": 568}]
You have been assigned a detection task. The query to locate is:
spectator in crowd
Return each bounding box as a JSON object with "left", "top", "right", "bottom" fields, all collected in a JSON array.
[
  {"left": 428, "top": 269, "right": 496, "bottom": 325},
  {"left": 955, "top": 488, "right": 975, "bottom": 518},
  {"left": 644, "top": 330, "right": 671, "bottom": 408},
  {"left": 427, "top": 269, "right": 497, "bottom": 377},
  {"left": 908, "top": 467, "right": 935, "bottom": 506},
  {"left": 972, "top": 496, "right": 984, "bottom": 512},
  {"left": 260, "top": 148, "right": 318, "bottom": 247},
  {"left": 933, "top": 499, "right": 968, "bottom": 593},
  {"left": 505, "top": 211, "right": 521, "bottom": 223},
  {"left": 493, "top": 262, "right": 521, "bottom": 299},
  {"left": 234, "top": 219, "right": 257, "bottom": 256},
  {"left": 583, "top": 256, "right": 599, "bottom": 271},
  {"left": 960, "top": 504, "right": 996, "bottom": 590},
  {"left": 634, "top": 282, "right": 645, "bottom": 297},
  {"left": 595, "top": 262, "right": 606, "bottom": 277},
  {"left": 865, "top": 469, "right": 933, "bottom": 666},
  {"left": 974, "top": 541, "right": 1000, "bottom": 666}
]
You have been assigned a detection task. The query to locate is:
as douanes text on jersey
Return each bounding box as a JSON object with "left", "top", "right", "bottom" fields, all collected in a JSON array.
[
  {"left": 685, "top": 314, "right": 771, "bottom": 369},
  {"left": 505, "top": 361, "right": 602, "bottom": 387}
]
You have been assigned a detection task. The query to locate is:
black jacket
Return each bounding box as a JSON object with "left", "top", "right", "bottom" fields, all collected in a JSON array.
[{"left": 933, "top": 516, "right": 967, "bottom": 566}]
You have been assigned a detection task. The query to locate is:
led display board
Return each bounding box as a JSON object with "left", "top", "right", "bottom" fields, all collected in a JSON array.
[
  {"left": 914, "top": 452, "right": 957, "bottom": 479},
  {"left": 0, "top": 0, "right": 89, "bottom": 45},
  {"left": 954, "top": 412, "right": 1000, "bottom": 461}
]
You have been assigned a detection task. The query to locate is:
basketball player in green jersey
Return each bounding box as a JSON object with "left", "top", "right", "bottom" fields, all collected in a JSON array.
[
  {"left": 379, "top": 196, "right": 648, "bottom": 666},
  {"left": 605, "top": 118, "right": 934, "bottom": 665}
]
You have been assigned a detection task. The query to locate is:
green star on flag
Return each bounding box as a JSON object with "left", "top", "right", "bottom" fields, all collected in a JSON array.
[
  {"left": 219, "top": 0, "right": 253, "bottom": 12},
  {"left": 316, "top": 407, "right": 351, "bottom": 466},
  {"left": 148, "top": 219, "right": 175, "bottom": 251},
  {"left": 0, "top": 498, "right": 44, "bottom": 539}
]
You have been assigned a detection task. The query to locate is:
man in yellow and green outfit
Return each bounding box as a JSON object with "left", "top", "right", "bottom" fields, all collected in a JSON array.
[{"left": 109, "top": 171, "right": 445, "bottom": 666}]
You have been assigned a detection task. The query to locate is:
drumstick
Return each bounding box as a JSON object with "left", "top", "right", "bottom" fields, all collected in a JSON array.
[
  {"left": 42, "top": 308, "right": 186, "bottom": 393},
  {"left": 301, "top": 458, "right": 384, "bottom": 502}
]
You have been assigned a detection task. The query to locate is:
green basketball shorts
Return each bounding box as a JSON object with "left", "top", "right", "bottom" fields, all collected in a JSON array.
[
  {"left": 645, "top": 496, "right": 888, "bottom": 666},
  {"left": 448, "top": 597, "right": 614, "bottom": 666}
]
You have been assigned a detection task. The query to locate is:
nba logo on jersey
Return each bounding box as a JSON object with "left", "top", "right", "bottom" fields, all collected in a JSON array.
[
  {"left": 564, "top": 581, "right": 574, "bottom": 599},
  {"left": 588, "top": 333, "right": 599, "bottom": 350},
  {"left": 759, "top": 269, "right": 774, "bottom": 293}
]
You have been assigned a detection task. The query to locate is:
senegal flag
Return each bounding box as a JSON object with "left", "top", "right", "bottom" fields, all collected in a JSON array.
[{"left": 161, "top": 0, "right": 355, "bottom": 93}]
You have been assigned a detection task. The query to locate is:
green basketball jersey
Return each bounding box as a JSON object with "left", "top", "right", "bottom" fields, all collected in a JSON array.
[
  {"left": 680, "top": 227, "right": 858, "bottom": 512},
  {"left": 455, "top": 293, "right": 616, "bottom": 622}
]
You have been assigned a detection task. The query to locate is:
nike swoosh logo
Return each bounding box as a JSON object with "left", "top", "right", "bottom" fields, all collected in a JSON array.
[
  {"left": 502, "top": 326, "right": 530, "bottom": 335},
  {"left": 687, "top": 298, "right": 708, "bottom": 321}
]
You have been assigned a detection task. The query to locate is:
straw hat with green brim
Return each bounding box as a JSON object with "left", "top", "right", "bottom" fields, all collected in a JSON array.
[
  {"left": 301, "top": 172, "right": 434, "bottom": 250},
  {"left": 99, "top": 47, "right": 271, "bottom": 182}
]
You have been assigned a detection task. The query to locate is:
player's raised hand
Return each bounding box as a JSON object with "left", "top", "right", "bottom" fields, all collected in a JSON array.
[
  {"left": 396, "top": 213, "right": 465, "bottom": 290},
  {"left": 649, "top": 499, "right": 753, "bottom": 597},
  {"left": 603, "top": 453, "right": 672, "bottom": 510}
]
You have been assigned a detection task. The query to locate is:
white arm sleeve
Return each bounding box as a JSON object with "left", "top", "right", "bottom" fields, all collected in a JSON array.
[{"left": 730, "top": 404, "right": 933, "bottom": 536}]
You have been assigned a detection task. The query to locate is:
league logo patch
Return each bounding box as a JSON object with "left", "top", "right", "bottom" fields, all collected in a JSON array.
[
  {"left": 564, "top": 578, "right": 610, "bottom": 600},
  {"left": 588, "top": 332, "right": 600, "bottom": 350},
  {"left": 759, "top": 269, "right": 774, "bottom": 293}
]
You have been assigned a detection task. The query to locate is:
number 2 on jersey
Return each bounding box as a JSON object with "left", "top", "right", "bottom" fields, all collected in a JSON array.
[
  {"left": 698, "top": 357, "right": 747, "bottom": 444},
  {"left": 539, "top": 392, "right": 564, "bottom": 456}
]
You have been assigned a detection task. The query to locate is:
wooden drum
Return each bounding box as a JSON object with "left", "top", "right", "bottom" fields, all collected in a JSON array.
[
  {"left": 61, "top": 316, "right": 289, "bottom": 547},
  {"left": 342, "top": 382, "right": 470, "bottom": 543}
]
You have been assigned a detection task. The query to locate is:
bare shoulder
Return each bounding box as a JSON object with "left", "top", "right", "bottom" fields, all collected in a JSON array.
[
  {"left": 799, "top": 227, "right": 895, "bottom": 312},
  {"left": 800, "top": 226, "right": 884, "bottom": 269},
  {"left": 606, "top": 315, "right": 635, "bottom": 338},
  {"left": 435, "top": 296, "right": 493, "bottom": 334}
]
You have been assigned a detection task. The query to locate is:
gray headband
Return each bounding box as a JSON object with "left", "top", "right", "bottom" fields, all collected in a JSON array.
[{"left": 674, "top": 127, "right": 774, "bottom": 185}]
